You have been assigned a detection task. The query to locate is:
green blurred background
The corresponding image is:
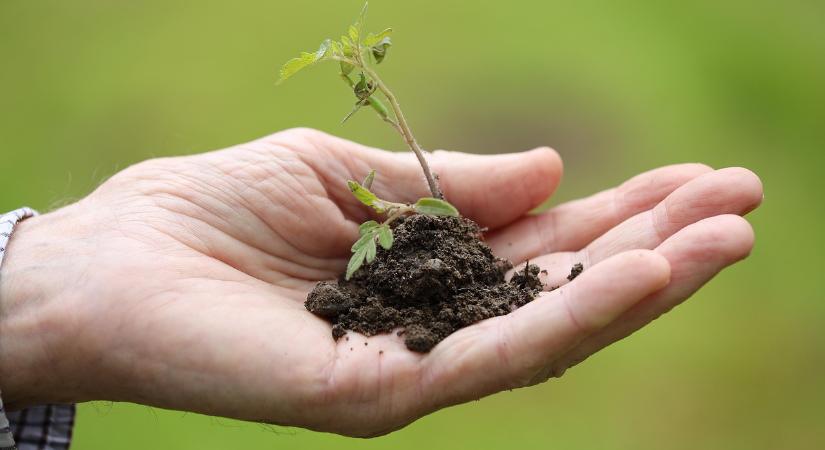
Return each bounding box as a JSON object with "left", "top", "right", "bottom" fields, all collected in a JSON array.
[{"left": 1, "top": 0, "right": 823, "bottom": 448}]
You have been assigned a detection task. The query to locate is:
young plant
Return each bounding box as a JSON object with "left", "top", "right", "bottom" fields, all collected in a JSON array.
[{"left": 278, "top": 3, "right": 460, "bottom": 280}]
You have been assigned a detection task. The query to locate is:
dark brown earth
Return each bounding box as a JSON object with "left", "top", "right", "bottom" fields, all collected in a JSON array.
[{"left": 305, "top": 214, "right": 547, "bottom": 352}]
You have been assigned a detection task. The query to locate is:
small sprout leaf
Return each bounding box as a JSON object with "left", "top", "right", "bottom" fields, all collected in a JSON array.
[
  {"left": 351, "top": 231, "right": 374, "bottom": 252},
  {"left": 340, "top": 60, "right": 355, "bottom": 75},
  {"left": 370, "top": 37, "right": 392, "bottom": 63},
  {"left": 347, "top": 180, "right": 386, "bottom": 212},
  {"left": 353, "top": 73, "right": 374, "bottom": 100},
  {"left": 413, "top": 197, "right": 459, "bottom": 216},
  {"left": 346, "top": 245, "right": 368, "bottom": 280},
  {"left": 364, "top": 28, "right": 392, "bottom": 47},
  {"left": 330, "top": 40, "right": 343, "bottom": 56},
  {"left": 359, "top": 220, "right": 379, "bottom": 235},
  {"left": 277, "top": 40, "right": 332, "bottom": 84},
  {"left": 277, "top": 53, "right": 316, "bottom": 84},
  {"left": 365, "top": 237, "right": 377, "bottom": 263},
  {"left": 362, "top": 169, "right": 376, "bottom": 188},
  {"left": 341, "top": 35, "right": 354, "bottom": 52},
  {"left": 316, "top": 39, "right": 332, "bottom": 59},
  {"left": 378, "top": 225, "right": 393, "bottom": 249}
]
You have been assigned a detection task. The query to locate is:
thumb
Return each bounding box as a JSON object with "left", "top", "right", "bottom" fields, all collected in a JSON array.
[
  {"left": 429, "top": 148, "right": 563, "bottom": 229},
  {"left": 366, "top": 147, "right": 563, "bottom": 229}
]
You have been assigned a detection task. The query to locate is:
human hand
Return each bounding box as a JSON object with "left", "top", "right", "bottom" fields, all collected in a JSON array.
[{"left": 0, "top": 128, "right": 761, "bottom": 436}]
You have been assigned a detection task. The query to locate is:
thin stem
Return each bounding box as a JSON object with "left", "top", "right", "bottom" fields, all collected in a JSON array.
[
  {"left": 334, "top": 56, "right": 442, "bottom": 198},
  {"left": 381, "top": 206, "right": 409, "bottom": 226},
  {"left": 360, "top": 66, "right": 442, "bottom": 199}
]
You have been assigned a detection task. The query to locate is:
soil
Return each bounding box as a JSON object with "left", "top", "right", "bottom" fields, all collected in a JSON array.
[{"left": 306, "top": 214, "right": 563, "bottom": 352}]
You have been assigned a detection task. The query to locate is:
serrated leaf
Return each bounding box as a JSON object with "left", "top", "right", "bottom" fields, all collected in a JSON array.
[
  {"left": 277, "top": 52, "right": 315, "bottom": 84},
  {"left": 377, "top": 225, "right": 393, "bottom": 249},
  {"left": 341, "top": 35, "right": 354, "bottom": 53},
  {"left": 413, "top": 197, "right": 459, "bottom": 216},
  {"left": 346, "top": 245, "right": 368, "bottom": 280},
  {"left": 277, "top": 40, "right": 332, "bottom": 84},
  {"left": 359, "top": 220, "right": 379, "bottom": 235},
  {"left": 364, "top": 28, "right": 392, "bottom": 47},
  {"left": 351, "top": 229, "right": 374, "bottom": 251},
  {"left": 362, "top": 169, "right": 376, "bottom": 188},
  {"left": 330, "top": 40, "right": 343, "bottom": 56},
  {"left": 348, "top": 25, "right": 359, "bottom": 43},
  {"left": 364, "top": 237, "right": 377, "bottom": 263}
]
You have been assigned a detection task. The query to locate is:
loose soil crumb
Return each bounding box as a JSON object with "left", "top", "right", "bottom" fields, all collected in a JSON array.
[
  {"left": 306, "top": 215, "right": 545, "bottom": 352},
  {"left": 567, "top": 262, "right": 584, "bottom": 281}
]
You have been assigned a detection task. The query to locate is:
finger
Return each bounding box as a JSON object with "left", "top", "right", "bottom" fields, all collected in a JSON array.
[
  {"left": 548, "top": 214, "right": 755, "bottom": 377},
  {"left": 510, "top": 167, "right": 763, "bottom": 287},
  {"left": 489, "top": 163, "right": 713, "bottom": 261},
  {"left": 270, "top": 129, "right": 563, "bottom": 230},
  {"left": 431, "top": 148, "right": 564, "bottom": 229},
  {"left": 423, "top": 250, "right": 670, "bottom": 408}
]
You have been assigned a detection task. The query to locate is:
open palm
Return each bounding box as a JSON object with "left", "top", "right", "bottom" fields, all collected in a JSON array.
[{"left": 5, "top": 128, "right": 761, "bottom": 437}]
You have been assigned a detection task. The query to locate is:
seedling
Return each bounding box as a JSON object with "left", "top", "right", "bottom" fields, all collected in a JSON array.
[{"left": 278, "top": 3, "right": 459, "bottom": 279}]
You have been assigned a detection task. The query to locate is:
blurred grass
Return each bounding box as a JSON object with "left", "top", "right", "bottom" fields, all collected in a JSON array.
[{"left": 1, "top": 0, "right": 823, "bottom": 449}]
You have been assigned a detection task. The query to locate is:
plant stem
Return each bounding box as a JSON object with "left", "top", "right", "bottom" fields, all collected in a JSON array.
[
  {"left": 361, "top": 66, "right": 443, "bottom": 199},
  {"left": 382, "top": 207, "right": 409, "bottom": 226}
]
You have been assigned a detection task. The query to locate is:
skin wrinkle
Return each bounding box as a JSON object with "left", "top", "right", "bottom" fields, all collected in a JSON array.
[
  {"left": 171, "top": 202, "right": 333, "bottom": 282},
  {"left": 550, "top": 216, "right": 755, "bottom": 377},
  {"left": 0, "top": 128, "right": 762, "bottom": 436},
  {"left": 289, "top": 139, "right": 370, "bottom": 223},
  {"left": 532, "top": 208, "right": 557, "bottom": 259},
  {"left": 139, "top": 177, "right": 339, "bottom": 280},
  {"left": 171, "top": 163, "right": 282, "bottom": 258}
]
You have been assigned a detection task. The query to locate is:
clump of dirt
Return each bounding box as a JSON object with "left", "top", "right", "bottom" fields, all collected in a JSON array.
[
  {"left": 567, "top": 262, "right": 583, "bottom": 281},
  {"left": 306, "top": 214, "right": 546, "bottom": 352}
]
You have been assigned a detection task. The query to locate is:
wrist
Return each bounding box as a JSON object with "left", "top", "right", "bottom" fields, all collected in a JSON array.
[{"left": 0, "top": 205, "right": 93, "bottom": 409}]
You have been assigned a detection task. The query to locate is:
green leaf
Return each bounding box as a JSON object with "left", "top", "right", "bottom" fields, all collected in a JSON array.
[
  {"left": 277, "top": 53, "right": 315, "bottom": 84},
  {"left": 377, "top": 225, "right": 393, "bottom": 249},
  {"left": 371, "top": 36, "right": 391, "bottom": 63},
  {"left": 341, "top": 35, "right": 354, "bottom": 54},
  {"left": 340, "top": 60, "right": 355, "bottom": 75},
  {"left": 330, "top": 40, "right": 343, "bottom": 56},
  {"left": 347, "top": 179, "right": 378, "bottom": 205},
  {"left": 277, "top": 39, "right": 332, "bottom": 84},
  {"left": 351, "top": 228, "right": 374, "bottom": 251},
  {"left": 362, "top": 169, "right": 376, "bottom": 188},
  {"left": 347, "top": 180, "right": 387, "bottom": 212},
  {"left": 359, "top": 220, "right": 379, "bottom": 235},
  {"left": 316, "top": 38, "right": 332, "bottom": 59},
  {"left": 364, "top": 28, "right": 392, "bottom": 47},
  {"left": 353, "top": 72, "right": 374, "bottom": 100},
  {"left": 346, "top": 245, "right": 368, "bottom": 280},
  {"left": 364, "top": 237, "right": 377, "bottom": 263},
  {"left": 413, "top": 197, "right": 460, "bottom": 216},
  {"left": 348, "top": 25, "right": 359, "bottom": 43}
]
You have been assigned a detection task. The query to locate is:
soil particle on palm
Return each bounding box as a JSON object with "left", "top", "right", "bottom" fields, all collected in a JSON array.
[
  {"left": 567, "top": 262, "right": 584, "bottom": 281},
  {"left": 306, "top": 214, "right": 544, "bottom": 352}
]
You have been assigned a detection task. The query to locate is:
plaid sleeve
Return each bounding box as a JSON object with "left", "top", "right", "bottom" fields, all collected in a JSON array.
[{"left": 1, "top": 208, "right": 77, "bottom": 450}]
